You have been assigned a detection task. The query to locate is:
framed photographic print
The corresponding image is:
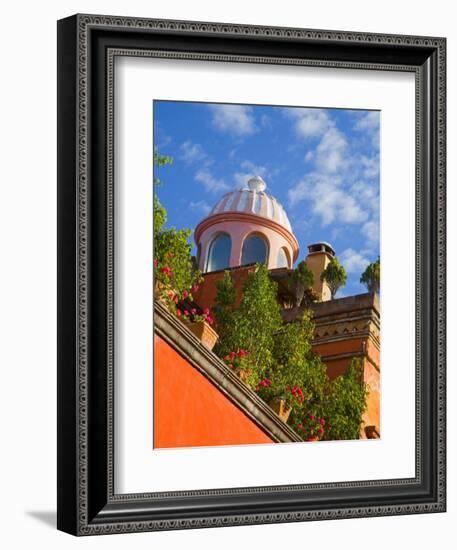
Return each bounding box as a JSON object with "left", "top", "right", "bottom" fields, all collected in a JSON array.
[{"left": 57, "top": 14, "right": 446, "bottom": 535}]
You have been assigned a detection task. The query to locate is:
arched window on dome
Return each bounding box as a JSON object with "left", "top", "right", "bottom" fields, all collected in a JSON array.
[
  {"left": 241, "top": 234, "right": 268, "bottom": 266},
  {"left": 277, "top": 247, "right": 290, "bottom": 269},
  {"left": 206, "top": 233, "right": 231, "bottom": 272}
]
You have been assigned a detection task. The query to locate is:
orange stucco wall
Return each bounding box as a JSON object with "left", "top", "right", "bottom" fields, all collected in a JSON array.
[
  {"left": 192, "top": 265, "right": 255, "bottom": 313},
  {"left": 154, "top": 335, "right": 273, "bottom": 448}
]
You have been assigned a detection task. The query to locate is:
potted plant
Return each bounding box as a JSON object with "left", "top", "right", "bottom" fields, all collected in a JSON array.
[
  {"left": 154, "top": 248, "right": 203, "bottom": 308},
  {"left": 153, "top": 261, "right": 178, "bottom": 304},
  {"left": 255, "top": 379, "right": 307, "bottom": 424},
  {"left": 268, "top": 396, "right": 293, "bottom": 423},
  {"left": 292, "top": 414, "right": 327, "bottom": 442},
  {"left": 221, "top": 349, "right": 260, "bottom": 386},
  {"left": 176, "top": 306, "right": 219, "bottom": 351}
]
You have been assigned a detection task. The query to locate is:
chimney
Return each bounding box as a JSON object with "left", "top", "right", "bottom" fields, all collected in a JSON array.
[{"left": 305, "top": 242, "right": 336, "bottom": 302}]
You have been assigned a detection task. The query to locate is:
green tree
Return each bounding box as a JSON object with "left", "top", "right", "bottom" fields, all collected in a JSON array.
[
  {"left": 320, "top": 358, "right": 369, "bottom": 441},
  {"left": 213, "top": 271, "right": 237, "bottom": 356},
  {"left": 360, "top": 257, "right": 380, "bottom": 294},
  {"left": 320, "top": 257, "right": 347, "bottom": 299},
  {"left": 153, "top": 150, "right": 202, "bottom": 302},
  {"left": 233, "top": 265, "right": 283, "bottom": 372},
  {"left": 153, "top": 148, "right": 173, "bottom": 185},
  {"left": 257, "top": 313, "right": 368, "bottom": 441},
  {"left": 153, "top": 149, "right": 172, "bottom": 237},
  {"left": 213, "top": 265, "right": 368, "bottom": 441},
  {"left": 271, "top": 312, "right": 328, "bottom": 415},
  {"left": 289, "top": 260, "right": 314, "bottom": 307},
  {"left": 154, "top": 227, "right": 201, "bottom": 294},
  {"left": 214, "top": 265, "right": 282, "bottom": 375}
]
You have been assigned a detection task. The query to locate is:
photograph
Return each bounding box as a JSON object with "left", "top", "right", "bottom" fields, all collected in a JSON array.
[{"left": 153, "top": 100, "right": 381, "bottom": 448}]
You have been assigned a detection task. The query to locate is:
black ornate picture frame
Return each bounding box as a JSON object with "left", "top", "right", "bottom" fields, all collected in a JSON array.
[{"left": 57, "top": 14, "right": 446, "bottom": 535}]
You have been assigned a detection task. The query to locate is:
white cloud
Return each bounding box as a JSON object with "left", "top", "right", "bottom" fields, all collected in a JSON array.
[
  {"left": 314, "top": 127, "right": 348, "bottom": 173},
  {"left": 180, "top": 140, "right": 207, "bottom": 163},
  {"left": 285, "top": 108, "right": 349, "bottom": 173},
  {"left": 354, "top": 111, "right": 380, "bottom": 148},
  {"left": 209, "top": 104, "right": 256, "bottom": 135},
  {"left": 284, "top": 107, "right": 380, "bottom": 254},
  {"left": 189, "top": 200, "right": 211, "bottom": 215},
  {"left": 233, "top": 160, "right": 268, "bottom": 188},
  {"left": 304, "top": 150, "right": 314, "bottom": 162},
  {"left": 359, "top": 155, "right": 380, "bottom": 179},
  {"left": 180, "top": 141, "right": 227, "bottom": 195},
  {"left": 288, "top": 173, "right": 368, "bottom": 226},
  {"left": 285, "top": 108, "right": 332, "bottom": 139},
  {"left": 260, "top": 114, "right": 271, "bottom": 128},
  {"left": 340, "top": 248, "right": 370, "bottom": 274},
  {"left": 154, "top": 121, "right": 172, "bottom": 149},
  {"left": 354, "top": 111, "right": 380, "bottom": 132},
  {"left": 361, "top": 219, "right": 380, "bottom": 249},
  {"left": 194, "top": 169, "right": 229, "bottom": 194},
  {"left": 351, "top": 180, "right": 378, "bottom": 207},
  {"left": 313, "top": 186, "right": 368, "bottom": 226}
]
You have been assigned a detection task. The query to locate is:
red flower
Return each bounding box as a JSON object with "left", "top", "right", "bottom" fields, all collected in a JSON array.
[
  {"left": 309, "top": 414, "right": 316, "bottom": 421},
  {"left": 317, "top": 427, "right": 324, "bottom": 434},
  {"left": 297, "top": 424, "right": 303, "bottom": 430},
  {"left": 307, "top": 436, "right": 318, "bottom": 442},
  {"left": 203, "top": 307, "right": 210, "bottom": 315},
  {"left": 227, "top": 364, "right": 234, "bottom": 369},
  {"left": 176, "top": 309, "right": 182, "bottom": 317},
  {"left": 167, "top": 252, "right": 174, "bottom": 260},
  {"left": 223, "top": 354, "right": 232, "bottom": 361},
  {"left": 256, "top": 378, "right": 271, "bottom": 391},
  {"left": 153, "top": 259, "right": 158, "bottom": 268},
  {"left": 206, "top": 316, "right": 214, "bottom": 325},
  {"left": 182, "top": 290, "right": 189, "bottom": 299},
  {"left": 183, "top": 310, "right": 189, "bottom": 316},
  {"left": 290, "top": 385, "right": 304, "bottom": 403},
  {"left": 237, "top": 349, "right": 248, "bottom": 357},
  {"left": 161, "top": 266, "right": 172, "bottom": 276},
  {"left": 319, "top": 418, "right": 326, "bottom": 426},
  {"left": 173, "top": 296, "right": 179, "bottom": 304},
  {"left": 191, "top": 308, "right": 197, "bottom": 315}
]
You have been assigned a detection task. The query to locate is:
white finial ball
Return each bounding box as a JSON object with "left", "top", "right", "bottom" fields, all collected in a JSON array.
[{"left": 247, "top": 175, "right": 267, "bottom": 192}]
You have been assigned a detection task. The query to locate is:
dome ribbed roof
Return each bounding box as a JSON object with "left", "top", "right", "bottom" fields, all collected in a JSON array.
[{"left": 209, "top": 176, "right": 293, "bottom": 232}]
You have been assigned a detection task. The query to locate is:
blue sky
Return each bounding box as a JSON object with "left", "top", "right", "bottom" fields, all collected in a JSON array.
[{"left": 154, "top": 101, "right": 380, "bottom": 296}]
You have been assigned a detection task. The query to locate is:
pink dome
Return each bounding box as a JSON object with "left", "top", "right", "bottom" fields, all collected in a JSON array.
[
  {"left": 209, "top": 176, "right": 293, "bottom": 233},
  {"left": 195, "top": 176, "right": 299, "bottom": 273}
]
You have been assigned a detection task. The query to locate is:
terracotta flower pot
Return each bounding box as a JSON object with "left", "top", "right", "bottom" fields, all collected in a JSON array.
[
  {"left": 183, "top": 320, "right": 218, "bottom": 351},
  {"left": 269, "top": 398, "right": 292, "bottom": 423},
  {"left": 154, "top": 279, "right": 164, "bottom": 298},
  {"left": 237, "top": 368, "right": 253, "bottom": 384},
  {"left": 154, "top": 280, "right": 176, "bottom": 303}
]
